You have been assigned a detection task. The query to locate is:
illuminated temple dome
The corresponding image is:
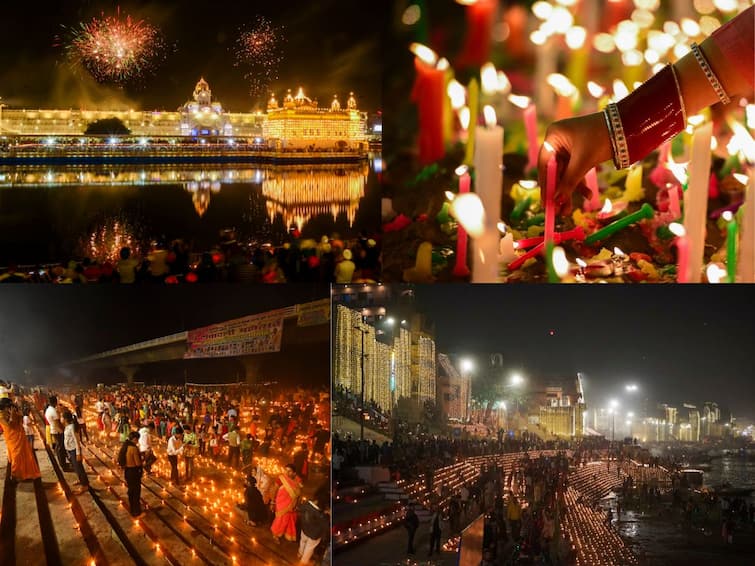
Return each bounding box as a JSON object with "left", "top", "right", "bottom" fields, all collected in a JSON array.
[
  {"left": 179, "top": 78, "right": 231, "bottom": 137},
  {"left": 263, "top": 87, "right": 366, "bottom": 151}
]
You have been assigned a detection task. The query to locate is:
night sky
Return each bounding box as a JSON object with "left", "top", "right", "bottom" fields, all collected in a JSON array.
[
  {"left": 413, "top": 285, "right": 755, "bottom": 419},
  {"left": 0, "top": 284, "right": 327, "bottom": 378},
  {"left": 0, "top": 0, "right": 383, "bottom": 112}
]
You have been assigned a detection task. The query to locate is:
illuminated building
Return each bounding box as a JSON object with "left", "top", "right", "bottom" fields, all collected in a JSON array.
[
  {"left": 333, "top": 304, "right": 435, "bottom": 412},
  {"left": 263, "top": 88, "right": 367, "bottom": 151},
  {"left": 0, "top": 79, "right": 367, "bottom": 150},
  {"left": 533, "top": 376, "right": 586, "bottom": 438}
]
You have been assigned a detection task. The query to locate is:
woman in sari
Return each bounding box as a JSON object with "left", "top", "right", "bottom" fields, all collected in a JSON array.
[
  {"left": 0, "top": 398, "right": 41, "bottom": 481},
  {"left": 270, "top": 464, "right": 302, "bottom": 543}
]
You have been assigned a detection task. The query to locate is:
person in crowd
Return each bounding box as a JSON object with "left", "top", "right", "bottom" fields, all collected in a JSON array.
[
  {"left": 63, "top": 410, "right": 89, "bottom": 493},
  {"left": 239, "top": 475, "right": 268, "bottom": 527},
  {"left": 240, "top": 433, "right": 254, "bottom": 470},
  {"left": 138, "top": 421, "right": 156, "bottom": 474},
  {"left": 225, "top": 423, "right": 241, "bottom": 469},
  {"left": 123, "top": 430, "right": 143, "bottom": 517},
  {"left": 0, "top": 398, "right": 41, "bottom": 482},
  {"left": 167, "top": 426, "right": 184, "bottom": 485},
  {"left": 270, "top": 464, "right": 302, "bottom": 544},
  {"left": 45, "top": 395, "right": 70, "bottom": 471},
  {"left": 404, "top": 504, "right": 420, "bottom": 555},
  {"left": 428, "top": 504, "right": 442, "bottom": 557},
  {"left": 183, "top": 424, "right": 197, "bottom": 481},
  {"left": 22, "top": 406, "right": 35, "bottom": 449},
  {"left": 297, "top": 497, "right": 329, "bottom": 565}
]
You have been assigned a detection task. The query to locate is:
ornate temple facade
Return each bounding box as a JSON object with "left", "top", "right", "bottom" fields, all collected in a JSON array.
[{"left": 0, "top": 79, "right": 367, "bottom": 149}]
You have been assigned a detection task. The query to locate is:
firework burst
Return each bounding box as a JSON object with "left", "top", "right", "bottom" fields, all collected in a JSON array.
[
  {"left": 234, "top": 16, "right": 286, "bottom": 99},
  {"left": 63, "top": 8, "right": 166, "bottom": 85}
]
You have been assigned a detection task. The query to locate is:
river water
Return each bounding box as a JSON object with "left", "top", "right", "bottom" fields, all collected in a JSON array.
[{"left": 0, "top": 153, "right": 381, "bottom": 264}]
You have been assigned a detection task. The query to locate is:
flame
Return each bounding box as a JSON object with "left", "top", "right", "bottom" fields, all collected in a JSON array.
[
  {"left": 552, "top": 246, "right": 570, "bottom": 278},
  {"left": 497, "top": 221, "right": 507, "bottom": 235},
  {"left": 722, "top": 210, "right": 734, "bottom": 222},
  {"left": 565, "top": 26, "right": 587, "bottom": 49},
  {"left": 459, "top": 107, "right": 471, "bottom": 130},
  {"left": 669, "top": 222, "right": 686, "bottom": 237},
  {"left": 576, "top": 258, "right": 587, "bottom": 268},
  {"left": 612, "top": 79, "right": 629, "bottom": 101},
  {"left": 480, "top": 63, "right": 499, "bottom": 95},
  {"left": 455, "top": 165, "right": 469, "bottom": 176},
  {"left": 600, "top": 199, "right": 613, "bottom": 214},
  {"left": 733, "top": 173, "right": 749, "bottom": 186},
  {"left": 543, "top": 140, "right": 555, "bottom": 153},
  {"left": 447, "top": 80, "right": 466, "bottom": 110},
  {"left": 706, "top": 263, "right": 726, "bottom": 284},
  {"left": 613, "top": 247, "right": 626, "bottom": 257},
  {"left": 666, "top": 158, "right": 688, "bottom": 185},
  {"left": 409, "top": 43, "right": 438, "bottom": 66},
  {"left": 483, "top": 105, "right": 497, "bottom": 128},
  {"left": 508, "top": 94, "right": 531, "bottom": 109},
  {"left": 547, "top": 73, "right": 577, "bottom": 97},
  {"left": 451, "top": 193, "right": 486, "bottom": 238},
  {"left": 497, "top": 72, "right": 512, "bottom": 95},
  {"left": 729, "top": 121, "right": 755, "bottom": 162},
  {"left": 587, "top": 81, "right": 605, "bottom": 98},
  {"left": 437, "top": 57, "right": 450, "bottom": 71},
  {"left": 519, "top": 180, "right": 538, "bottom": 189},
  {"left": 445, "top": 191, "right": 456, "bottom": 201}
]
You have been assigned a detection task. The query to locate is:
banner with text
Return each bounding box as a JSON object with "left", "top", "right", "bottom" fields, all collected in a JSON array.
[
  {"left": 184, "top": 309, "right": 286, "bottom": 358},
  {"left": 296, "top": 299, "right": 331, "bottom": 327}
]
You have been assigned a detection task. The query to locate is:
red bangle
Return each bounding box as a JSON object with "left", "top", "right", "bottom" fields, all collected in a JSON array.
[{"left": 609, "top": 65, "right": 686, "bottom": 169}]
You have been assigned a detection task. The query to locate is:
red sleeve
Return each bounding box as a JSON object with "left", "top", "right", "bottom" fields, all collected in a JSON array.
[{"left": 710, "top": 5, "right": 755, "bottom": 89}]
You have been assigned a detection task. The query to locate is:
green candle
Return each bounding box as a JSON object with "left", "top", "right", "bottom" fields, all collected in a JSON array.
[
  {"left": 724, "top": 211, "right": 738, "bottom": 283},
  {"left": 526, "top": 212, "right": 545, "bottom": 227},
  {"left": 436, "top": 201, "right": 452, "bottom": 225},
  {"left": 545, "top": 241, "right": 559, "bottom": 283},
  {"left": 584, "top": 203, "right": 655, "bottom": 245},
  {"left": 511, "top": 196, "right": 532, "bottom": 223}
]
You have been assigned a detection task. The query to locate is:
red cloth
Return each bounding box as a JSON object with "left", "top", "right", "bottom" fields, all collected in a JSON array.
[{"left": 711, "top": 5, "right": 754, "bottom": 89}]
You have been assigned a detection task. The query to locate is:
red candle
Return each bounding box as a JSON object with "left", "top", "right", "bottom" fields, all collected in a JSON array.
[
  {"left": 410, "top": 44, "right": 445, "bottom": 165},
  {"left": 670, "top": 222, "right": 689, "bottom": 283},
  {"left": 544, "top": 141, "right": 557, "bottom": 253},
  {"left": 453, "top": 169, "right": 472, "bottom": 277},
  {"left": 456, "top": 0, "right": 496, "bottom": 68},
  {"left": 584, "top": 167, "right": 600, "bottom": 212},
  {"left": 524, "top": 104, "right": 539, "bottom": 172},
  {"left": 667, "top": 183, "right": 681, "bottom": 219}
]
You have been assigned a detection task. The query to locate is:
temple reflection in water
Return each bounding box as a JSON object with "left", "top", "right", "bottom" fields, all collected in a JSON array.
[{"left": 0, "top": 161, "right": 370, "bottom": 227}]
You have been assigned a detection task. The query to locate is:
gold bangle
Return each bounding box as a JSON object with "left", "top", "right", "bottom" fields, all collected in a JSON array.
[{"left": 690, "top": 42, "right": 730, "bottom": 105}]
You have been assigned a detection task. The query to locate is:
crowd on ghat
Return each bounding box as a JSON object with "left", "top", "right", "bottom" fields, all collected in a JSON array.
[
  {"left": 8, "top": 382, "right": 332, "bottom": 565},
  {"left": 0, "top": 232, "right": 381, "bottom": 284}
]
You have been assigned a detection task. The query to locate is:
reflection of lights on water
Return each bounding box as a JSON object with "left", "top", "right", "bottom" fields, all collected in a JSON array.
[{"left": 87, "top": 218, "right": 139, "bottom": 261}]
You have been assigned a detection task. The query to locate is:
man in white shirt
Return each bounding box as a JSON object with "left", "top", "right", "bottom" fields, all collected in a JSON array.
[
  {"left": 167, "top": 426, "right": 184, "bottom": 485},
  {"left": 45, "top": 396, "right": 70, "bottom": 470},
  {"left": 139, "top": 422, "right": 156, "bottom": 474}
]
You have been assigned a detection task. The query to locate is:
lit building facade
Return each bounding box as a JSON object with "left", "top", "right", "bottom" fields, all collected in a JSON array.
[
  {"left": 263, "top": 88, "right": 367, "bottom": 151},
  {"left": 0, "top": 79, "right": 367, "bottom": 150},
  {"left": 436, "top": 353, "right": 471, "bottom": 421},
  {"left": 333, "top": 304, "right": 434, "bottom": 412}
]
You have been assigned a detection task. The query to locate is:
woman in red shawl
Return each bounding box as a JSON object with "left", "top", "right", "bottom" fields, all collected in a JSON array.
[
  {"left": 0, "top": 398, "right": 41, "bottom": 481},
  {"left": 270, "top": 464, "right": 302, "bottom": 543}
]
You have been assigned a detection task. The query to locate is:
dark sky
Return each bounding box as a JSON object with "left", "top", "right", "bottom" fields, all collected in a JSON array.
[
  {"left": 414, "top": 285, "right": 755, "bottom": 419},
  {"left": 0, "top": 284, "right": 327, "bottom": 376},
  {"left": 0, "top": 0, "right": 383, "bottom": 112}
]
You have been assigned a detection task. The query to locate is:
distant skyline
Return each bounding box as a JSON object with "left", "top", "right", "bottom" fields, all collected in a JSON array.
[
  {"left": 412, "top": 285, "right": 755, "bottom": 419},
  {"left": 0, "top": 1, "right": 383, "bottom": 112}
]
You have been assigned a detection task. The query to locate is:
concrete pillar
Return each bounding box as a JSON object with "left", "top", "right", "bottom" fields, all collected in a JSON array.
[
  {"left": 240, "top": 357, "right": 263, "bottom": 384},
  {"left": 119, "top": 366, "right": 138, "bottom": 384}
]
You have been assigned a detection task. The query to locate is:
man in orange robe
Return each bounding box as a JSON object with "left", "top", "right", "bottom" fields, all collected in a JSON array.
[{"left": 270, "top": 464, "right": 302, "bottom": 543}]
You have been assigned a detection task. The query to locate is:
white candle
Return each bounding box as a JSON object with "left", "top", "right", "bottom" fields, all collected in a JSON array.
[
  {"left": 682, "top": 122, "right": 712, "bottom": 283},
  {"left": 498, "top": 222, "right": 517, "bottom": 265},
  {"left": 738, "top": 168, "right": 755, "bottom": 282},
  {"left": 472, "top": 105, "right": 504, "bottom": 283}
]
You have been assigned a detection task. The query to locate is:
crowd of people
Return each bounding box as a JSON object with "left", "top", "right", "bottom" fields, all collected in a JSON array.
[
  {"left": 0, "top": 231, "right": 381, "bottom": 284},
  {"left": 18, "top": 382, "right": 331, "bottom": 565}
]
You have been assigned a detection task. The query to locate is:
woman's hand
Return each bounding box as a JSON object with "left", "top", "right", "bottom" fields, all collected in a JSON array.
[{"left": 538, "top": 112, "right": 614, "bottom": 215}]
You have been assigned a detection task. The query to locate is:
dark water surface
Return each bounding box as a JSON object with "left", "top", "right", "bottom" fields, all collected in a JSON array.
[{"left": 0, "top": 153, "right": 381, "bottom": 264}]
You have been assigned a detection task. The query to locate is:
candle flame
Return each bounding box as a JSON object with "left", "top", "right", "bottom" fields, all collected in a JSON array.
[
  {"left": 543, "top": 140, "right": 555, "bottom": 153},
  {"left": 455, "top": 164, "right": 469, "bottom": 176},
  {"left": 576, "top": 258, "right": 587, "bottom": 268},
  {"left": 448, "top": 80, "right": 466, "bottom": 109},
  {"left": 613, "top": 246, "right": 626, "bottom": 257},
  {"left": 483, "top": 105, "right": 497, "bottom": 128},
  {"left": 445, "top": 190, "right": 456, "bottom": 201},
  {"left": 565, "top": 26, "right": 587, "bottom": 49},
  {"left": 669, "top": 222, "right": 685, "bottom": 237},
  {"left": 508, "top": 94, "right": 531, "bottom": 109},
  {"left": 459, "top": 106, "right": 471, "bottom": 130},
  {"left": 552, "top": 246, "right": 570, "bottom": 278},
  {"left": 480, "top": 63, "right": 499, "bottom": 95},
  {"left": 497, "top": 71, "right": 512, "bottom": 94},
  {"left": 600, "top": 199, "right": 613, "bottom": 214},
  {"left": 729, "top": 121, "right": 755, "bottom": 162},
  {"left": 666, "top": 159, "right": 688, "bottom": 185},
  {"left": 519, "top": 180, "right": 538, "bottom": 189},
  {"left": 687, "top": 114, "right": 705, "bottom": 127},
  {"left": 437, "top": 57, "right": 450, "bottom": 71},
  {"left": 547, "top": 73, "right": 577, "bottom": 97},
  {"left": 733, "top": 173, "right": 749, "bottom": 185},
  {"left": 587, "top": 81, "right": 605, "bottom": 98},
  {"left": 409, "top": 43, "right": 438, "bottom": 66},
  {"left": 497, "top": 221, "right": 507, "bottom": 234},
  {"left": 706, "top": 263, "right": 726, "bottom": 284},
  {"left": 532, "top": 1, "right": 553, "bottom": 20},
  {"left": 722, "top": 210, "right": 733, "bottom": 222},
  {"left": 456, "top": 0, "right": 480, "bottom": 5},
  {"left": 746, "top": 105, "right": 755, "bottom": 130},
  {"left": 451, "top": 193, "right": 486, "bottom": 238},
  {"left": 612, "top": 79, "right": 629, "bottom": 101}
]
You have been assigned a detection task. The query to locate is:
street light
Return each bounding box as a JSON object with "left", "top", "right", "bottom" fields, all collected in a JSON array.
[
  {"left": 625, "top": 384, "right": 638, "bottom": 392},
  {"left": 609, "top": 399, "right": 619, "bottom": 442},
  {"left": 459, "top": 358, "right": 474, "bottom": 422}
]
